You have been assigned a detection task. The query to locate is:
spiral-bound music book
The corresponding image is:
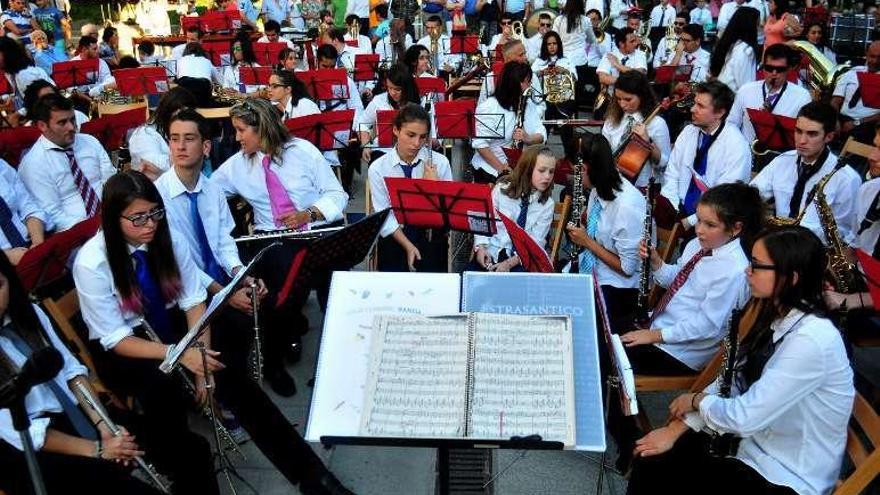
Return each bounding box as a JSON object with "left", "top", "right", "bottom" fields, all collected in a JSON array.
[{"left": 359, "top": 313, "right": 576, "bottom": 447}]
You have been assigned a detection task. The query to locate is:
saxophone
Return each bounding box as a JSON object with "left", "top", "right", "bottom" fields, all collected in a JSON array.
[{"left": 635, "top": 177, "right": 656, "bottom": 324}]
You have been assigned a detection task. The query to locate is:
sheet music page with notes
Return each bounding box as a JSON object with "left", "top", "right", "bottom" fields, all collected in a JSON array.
[
  {"left": 360, "top": 315, "right": 470, "bottom": 438},
  {"left": 468, "top": 314, "right": 576, "bottom": 446}
]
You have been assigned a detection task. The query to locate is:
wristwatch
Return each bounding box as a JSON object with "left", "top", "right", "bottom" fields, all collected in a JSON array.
[{"left": 307, "top": 207, "right": 319, "bottom": 223}]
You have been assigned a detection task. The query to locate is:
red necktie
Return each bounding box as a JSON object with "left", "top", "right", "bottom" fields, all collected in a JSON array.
[
  {"left": 55, "top": 148, "right": 100, "bottom": 218},
  {"left": 649, "top": 248, "right": 711, "bottom": 325}
]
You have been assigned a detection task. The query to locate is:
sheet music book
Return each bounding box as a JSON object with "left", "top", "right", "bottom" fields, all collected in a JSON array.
[{"left": 359, "top": 313, "right": 576, "bottom": 446}]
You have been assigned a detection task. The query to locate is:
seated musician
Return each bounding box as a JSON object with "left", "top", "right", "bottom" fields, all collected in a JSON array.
[
  {"left": 129, "top": 87, "right": 198, "bottom": 181},
  {"left": 220, "top": 33, "right": 266, "bottom": 99},
  {"left": 18, "top": 94, "right": 115, "bottom": 232},
  {"left": 727, "top": 43, "right": 811, "bottom": 149},
  {"left": 375, "top": 19, "right": 413, "bottom": 67},
  {"left": 659, "top": 23, "right": 710, "bottom": 83},
  {"left": 176, "top": 42, "right": 222, "bottom": 88},
  {"left": 628, "top": 226, "right": 854, "bottom": 495},
  {"left": 416, "top": 15, "right": 461, "bottom": 75},
  {"left": 600, "top": 71, "right": 671, "bottom": 188},
  {"left": 525, "top": 12, "right": 552, "bottom": 63},
  {"left": 472, "top": 144, "right": 557, "bottom": 273},
  {"left": 0, "top": 252, "right": 211, "bottom": 495},
  {"left": 404, "top": 44, "right": 433, "bottom": 78},
  {"left": 368, "top": 104, "right": 452, "bottom": 272},
  {"left": 343, "top": 15, "right": 373, "bottom": 54},
  {"left": 595, "top": 27, "right": 648, "bottom": 113},
  {"left": 18, "top": 79, "right": 89, "bottom": 129},
  {"left": 750, "top": 101, "right": 861, "bottom": 246},
  {"left": 471, "top": 61, "right": 547, "bottom": 184},
  {"left": 269, "top": 69, "right": 321, "bottom": 119},
  {"left": 69, "top": 35, "right": 116, "bottom": 99},
  {"left": 651, "top": 13, "right": 687, "bottom": 70},
  {"left": 169, "top": 24, "right": 202, "bottom": 61},
  {"left": 358, "top": 64, "right": 421, "bottom": 164},
  {"left": 660, "top": 81, "right": 751, "bottom": 234},
  {"left": 73, "top": 171, "right": 353, "bottom": 495},
  {"left": 478, "top": 39, "right": 528, "bottom": 104},
  {"left": 0, "top": 158, "right": 49, "bottom": 266},
  {"left": 532, "top": 30, "right": 579, "bottom": 146},
  {"left": 832, "top": 40, "right": 880, "bottom": 146},
  {"left": 486, "top": 13, "right": 516, "bottom": 57},
  {"left": 258, "top": 20, "right": 297, "bottom": 50},
  {"left": 277, "top": 46, "right": 303, "bottom": 71}
]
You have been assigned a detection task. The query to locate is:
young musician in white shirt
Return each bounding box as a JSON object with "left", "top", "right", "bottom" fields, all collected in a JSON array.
[
  {"left": 660, "top": 81, "right": 752, "bottom": 233},
  {"left": 358, "top": 64, "right": 421, "bottom": 164},
  {"left": 751, "top": 101, "right": 861, "bottom": 246},
  {"left": 727, "top": 43, "right": 811, "bottom": 145},
  {"left": 73, "top": 171, "right": 354, "bottom": 495},
  {"left": 689, "top": 0, "right": 713, "bottom": 29},
  {"left": 595, "top": 27, "right": 648, "bottom": 109},
  {"left": 368, "top": 104, "right": 453, "bottom": 272},
  {"left": 471, "top": 61, "right": 547, "bottom": 184},
  {"left": 709, "top": 7, "right": 759, "bottom": 93},
  {"left": 219, "top": 34, "right": 265, "bottom": 98},
  {"left": 629, "top": 226, "right": 854, "bottom": 495},
  {"left": 0, "top": 158, "right": 48, "bottom": 266},
  {"left": 553, "top": 0, "right": 598, "bottom": 92},
  {"left": 532, "top": 31, "right": 578, "bottom": 145},
  {"left": 268, "top": 69, "right": 321, "bottom": 120},
  {"left": 657, "top": 23, "right": 710, "bottom": 83},
  {"left": 69, "top": 35, "right": 116, "bottom": 99},
  {"left": 600, "top": 71, "right": 671, "bottom": 187},
  {"left": 129, "top": 87, "right": 197, "bottom": 181},
  {"left": 832, "top": 40, "right": 880, "bottom": 146},
  {"left": 472, "top": 144, "right": 557, "bottom": 272}
]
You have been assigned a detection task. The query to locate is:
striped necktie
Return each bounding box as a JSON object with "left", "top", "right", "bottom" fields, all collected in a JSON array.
[
  {"left": 649, "top": 248, "right": 711, "bottom": 325},
  {"left": 578, "top": 200, "right": 603, "bottom": 273},
  {"left": 53, "top": 148, "right": 101, "bottom": 218}
]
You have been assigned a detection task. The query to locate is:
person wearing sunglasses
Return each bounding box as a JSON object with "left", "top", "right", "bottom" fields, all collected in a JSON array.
[
  {"left": 727, "top": 43, "right": 811, "bottom": 162},
  {"left": 750, "top": 101, "right": 861, "bottom": 249},
  {"left": 524, "top": 11, "right": 553, "bottom": 62},
  {"left": 486, "top": 12, "right": 516, "bottom": 58},
  {"left": 651, "top": 13, "right": 687, "bottom": 69}
]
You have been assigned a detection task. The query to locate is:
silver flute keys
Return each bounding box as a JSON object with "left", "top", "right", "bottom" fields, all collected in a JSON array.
[
  {"left": 248, "top": 281, "right": 263, "bottom": 386},
  {"left": 73, "top": 380, "right": 172, "bottom": 494}
]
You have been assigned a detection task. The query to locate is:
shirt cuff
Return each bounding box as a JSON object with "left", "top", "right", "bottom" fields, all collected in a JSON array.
[
  {"left": 682, "top": 410, "right": 706, "bottom": 432},
  {"left": 312, "top": 197, "right": 343, "bottom": 224},
  {"left": 100, "top": 325, "right": 135, "bottom": 351},
  {"left": 29, "top": 417, "right": 52, "bottom": 451}
]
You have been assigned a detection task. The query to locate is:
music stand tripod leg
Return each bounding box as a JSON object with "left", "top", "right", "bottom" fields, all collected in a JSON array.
[{"left": 596, "top": 375, "right": 622, "bottom": 495}]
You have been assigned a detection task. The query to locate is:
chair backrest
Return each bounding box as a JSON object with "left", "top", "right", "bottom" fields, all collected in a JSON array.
[
  {"left": 549, "top": 195, "right": 572, "bottom": 264},
  {"left": 841, "top": 136, "right": 875, "bottom": 161},
  {"left": 835, "top": 392, "right": 880, "bottom": 495}
]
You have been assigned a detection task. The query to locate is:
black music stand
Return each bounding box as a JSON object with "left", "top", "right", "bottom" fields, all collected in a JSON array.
[{"left": 385, "top": 178, "right": 496, "bottom": 236}]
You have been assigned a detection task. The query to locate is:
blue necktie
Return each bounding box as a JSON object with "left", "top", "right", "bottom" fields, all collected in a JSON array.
[
  {"left": 132, "top": 250, "right": 174, "bottom": 343},
  {"left": 1, "top": 326, "right": 97, "bottom": 440},
  {"left": 683, "top": 131, "right": 710, "bottom": 216},
  {"left": 0, "top": 195, "right": 26, "bottom": 248},
  {"left": 400, "top": 160, "right": 420, "bottom": 179},
  {"left": 516, "top": 195, "right": 529, "bottom": 228},
  {"left": 579, "top": 200, "right": 603, "bottom": 273},
  {"left": 185, "top": 191, "right": 225, "bottom": 284}
]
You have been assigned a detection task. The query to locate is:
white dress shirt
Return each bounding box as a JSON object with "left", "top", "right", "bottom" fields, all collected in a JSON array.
[
  {"left": 551, "top": 14, "right": 597, "bottom": 68},
  {"left": 0, "top": 159, "right": 50, "bottom": 249},
  {"left": 833, "top": 66, "right": 880, "bottom": 121},
  {"left": 689, "top": 6, "right": 712, "bottom": 27},
  {"left": 155, "top": 169, "right": 243, "bottom": 290},
  {"left": 660, "top": 123, "right": 752, "bottom": 227},
  {"left": 473, "top": 182, "right": 555, "bottom": 260},
  {"left": 727, "top": 80, "right": 812, "bottom": 143},
  {"left": 169, "top": 43, "right": 187, "bottom": 61},
  {"left": 854, "top": 177, "right": 880, "bottom": 253},
  {"left": 73, "top": 229, "right": 208, "bottom": 350},
  {"left": 750, "top": 150, "right": 861, "bottom": 245},
  {"left": 176, "top": 54, "right": 221, "bottom": 83},
  {"left": 18, "top": 134, "right": 115, "bottom": 232},
  {"left": 525, "top": 33, "right": 543, "bottom": 63},
  {"left": 716, "top": 1, "right": 745, "bottom": 33},
  {"left": 652, "top": 237, "right": 750, "bottom": 369},
  {"left": 220, "top": 63, "right": 264, "bottom": 94},
  {"left": 685, "top": 309, "right": 853, "bottom": 495},
  {"left": 470, "top": 96, "right": 547, "bottom": 178},
  {"left": 586, "top": 35, "right": 613, "bottom": 67},
  {"left": 128, "top": 123, "right": 171, "bottom": 175},
  {"left": 586, "top": 178, "right": 645, "bottom": 289},
  {"left": 648, "top": 3, "right": 676, "bottom": 27},
  {"left": 596, "top": 49, "right": 648, "bottom": 94},
  {"left": 0, "top": 307, "right": 90, "bottom": 451},
  {"left": 344, "top": 33, "right": 374, "bottom": 55},
  {"left": 716, "top": 40, "right": 756, "bottom": 93},
  {"left": 282, "top": 95, "right": 321, "bottom": 120},
  {"left": 375, "top": 34, "right": 414, "bottom": 64},
  {"left": 601, "top": 111, "right": 671, "bottom": 187},
  {"left": 609, "top": 0, "right": 636, "bottom": 28},
  {"left": 368, "top": 146, "right": 453, "bottom": 237},
  {"left": 211, "top": 138, "right": 348, "bottom": 231},
  {"left": 655, "top": 47, "right": 710, "bottom": 82},
  {"left": 69, "top": 55, "right": 114, "bottom": 98}
]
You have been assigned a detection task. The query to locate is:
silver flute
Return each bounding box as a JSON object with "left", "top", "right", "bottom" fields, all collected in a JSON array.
[
  {"left": 139, "top": 319, "right": 245, "bottom": 459},
  {"left": 234, "top": 226, "right": 343, "bottom": 243},
  {"left": 248, "top": 280, "right": 263, "bottom": 386},
  {"left": 73, "top": 380, "right": 172, "bottom": 494}
]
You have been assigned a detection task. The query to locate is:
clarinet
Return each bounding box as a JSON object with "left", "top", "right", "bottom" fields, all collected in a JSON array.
[
  {"left": 708, "top": 307, "right": 743, "bottom": 457},
  {"left": 248, "top": 281, "right": 263, "bottom": 386},
  {"left": 567, "top": 138, "right": 586, "bottom": 273},
  {"left": 73, "top": 380, "right": 172, "bottom": 494},
  {"left": 635, "top": 177, "right": 656, "bottom": 325}
]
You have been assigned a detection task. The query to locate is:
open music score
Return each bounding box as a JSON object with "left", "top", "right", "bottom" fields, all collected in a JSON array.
[{"left": 360, "top": 313, "right": 576, "bottom": 446}]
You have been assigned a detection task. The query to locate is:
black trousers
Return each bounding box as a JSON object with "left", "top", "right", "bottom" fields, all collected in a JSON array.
[
  {"left": 471, "top": 167, "right": 499, "bottom": 185},
  {"left": 627, "top": 430, "right": 797, "bottom": 495},
  {"left": 377, "top": 227, "right": 448, "bottom": 272}
]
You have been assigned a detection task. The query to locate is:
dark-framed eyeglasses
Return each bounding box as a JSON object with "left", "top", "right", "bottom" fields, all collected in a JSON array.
[
  {"left": 762, "top": 64, "right": 788, "bottom": 73},
  {"left": 122, "top": 208, "right": 166, "bottom": 227},
  {"left": 268, "top": 83, "right": 286, "bottom": 89}
]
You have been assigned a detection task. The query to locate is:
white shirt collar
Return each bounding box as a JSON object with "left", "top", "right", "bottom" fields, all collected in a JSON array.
[{"left": 166, "top": 168, "right": 206, "bottom": 198}]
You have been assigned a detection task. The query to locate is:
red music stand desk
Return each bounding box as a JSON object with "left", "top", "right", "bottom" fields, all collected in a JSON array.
[
  {"left": 239, "top": 66, "right": 273, "bottom": 87},
  {"left": 252, "top": 42, "right": 289, "bottom": 66},
  {"left": 375, "top": 109, "right": 395, "bottom": 148},
  {"left": 296, "top": 69, "right": 350, "bottom": 101},
  {"left": 654, "top": 64, "right": 693, "bottom": 84},
  {"left": 384, "top": 178, "right": 497, "bottom": 236},
  {"left": 80, "top": 107, "right": 148, "bottom": 151},
  {"left": 285, "top": 109, "right": 355, "bottom": 151},
  {"left": 747, "top": 109, "right": 796, "bottom": 152},
  {"left": 114, "top": 67, "right": 169, "bottom": 96},
  {"left": 449, "top": 33, "right": 479, "bottom": 54},
  {"left": 497, "top": 212, "right": 553, "bottom": 273},
  {"left": 0, "top": 127, "right": 41, "bottom": 167},
  {"left": 415, "top": 76, "right": 447, "bottom": 98},
  {"left": 856, "top": 249, "right": 880, "bottom": 303},
  {"left": 17, "top": 215, "right": 102, "bottom": 293},
  {"left": 353, "top": 54, "right": 380, "bottom": 83},
  {"left": 433, "top": 100, "right": 506, "bottom": 140},
  {"left": 201, "top": 40, "right": 232, "bottom": 67},
  {"left": 51, "top": 59, "right": 99, "bottom": 89},
  {"left": 857, "top": 72, "right": 880, "bottom": 109}
]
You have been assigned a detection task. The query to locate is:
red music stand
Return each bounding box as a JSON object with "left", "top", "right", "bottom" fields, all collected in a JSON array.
[
  {"left": 113, "top": 67, "right": 169, "bottom": 96},
  {"left": 654, "top": 64, "right": 693, "bottom": 84},
  {"left": 375, "top": 109, "right": 395, "bottom": 148},
  {"left": 502, "top": 147, "right": 522, "bottom": 169},
  {"left": 384, "top": 178, "right": 497, "bottom": 236},
  {"left": 201, "top": 10, "right": 241, "bottom": 33},
  {"left": 856, "top": 249, "right": 880, "bottom": 303},
  {"left": 275, "top": 209, "right": 390, "bottom": 307},
  {"left": 353, "top": 54, "right": 380, "bottom": 82},
  {"left": 747, "top": 108, "right": 796, "bottom": 152},
  {"left": 449, "top": 33, "right": 478, "bottom": 54},
  {"left": 433, "top": 100, "right": 476, "bottom": 139},
  {"left": 554, "top": 157, "right": 574, "bottom": 186},
  {"left": 0, "top": 127, "right": 41, "bottom": 167},
  {"left": 202, "top": 40, "right": 232, "bottom": 66},
  {"left": 252, "top": 42, "right": 288, "bottom": 66},
  {"left": 345, "top": 39, "right": 360, "bottom": 48},
  {"left": 17, "top": 215, "right": 101, "bottom": 293},
  {"left": 497, "top": 212, "right": 553, "bottom": 273},
  {"left": 0, "top": 73, "right": 12, "bottom": 95},
  {"left": 296, "top": 68, "right": 350, "bottom": 101},
  {"left": 180, "top": 15, "right": 200, "bottom": 33},
  {"left": 51, "top": 59, "right": 100, "bottom": 89},
  {"left": 80, "top": 107, "right": 148, "bottom": 151},
  {"left": 239, "top": 66, "right": 273, "bottom": 87},
  {"left": 857, "top": 72, "right": 880, "bottom": 109},
  {"left": 493, "top": 45, "right": 505, "bottom": 61},
  {"left": 492, "top": 60, "right": 504, "bottom": 81},
  {"left": 415, "top": 76, "right": 447, "bottom": 99},
  {"left": 285, "top": 109, "right": 355, "bottom": 151}
]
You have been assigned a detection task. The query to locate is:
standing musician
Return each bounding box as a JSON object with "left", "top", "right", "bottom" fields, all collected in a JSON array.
[
  {"left": 357, "top": 64, "right": 421, "bottom": 164},
  {"left": 628, "top": 226, "right": 854, "bottom": 495},
  {"left": 72, "top": 171, "right": 354, "bottom": 495},
  {"left": 368, "top": 104, "right": 452, "bottom": 272},
  {"left": 601, "top": 71, "right": 671, "bottom": 188},
  {"left": 716, "top": 0, "right": 749, "bottom": 34},
  {"left": 0, "top": 252, "right": 206, "bottom": 495},
  {"left": 832, "top": 40, "right": 880, "bottom": 146},
  {"left": 416, "top": 15, "right": 460, "bottom": 76},
  {"left": 268, "top": 69, "right": 321, "bottom": 120},
  {"left": 595, "top": 27, "right": 647, "bottom": 114},
  {"left": 532, "top": 31, "right": 578, "bottom": 146},
  {"left": 709, "top": 7, "right": 759, "bottom": 93},
  {"left": 471, "top": 61, "right": 547, "bottom": 184},
  {"left": 472, "top": 144, "right": 557, "bottom": 273},
  {"left": 750, "top": 102, "right": 861, "bottom": 246},
  {"left": 727, "top": 43, "right": 811, "bottom": 148},
  {"left": 660, "top": 81, "right": 751, "bottom": 234},
  {"left": 553, "top": 0, "right": 598, "bottom": 105},
  {"left": 18, "top": 94, "right": 115, "bottom": 232},
  {"left": 0, "top": 158, "right": 48, "bottom": 266}
]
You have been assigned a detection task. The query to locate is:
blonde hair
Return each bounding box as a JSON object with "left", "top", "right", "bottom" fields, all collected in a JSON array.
[
  {"left": 498, "top": 144, "right": 556, "bottom": 204},
  {"left": 229, "top": 98, "right": 291, "bottom": 161}
]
